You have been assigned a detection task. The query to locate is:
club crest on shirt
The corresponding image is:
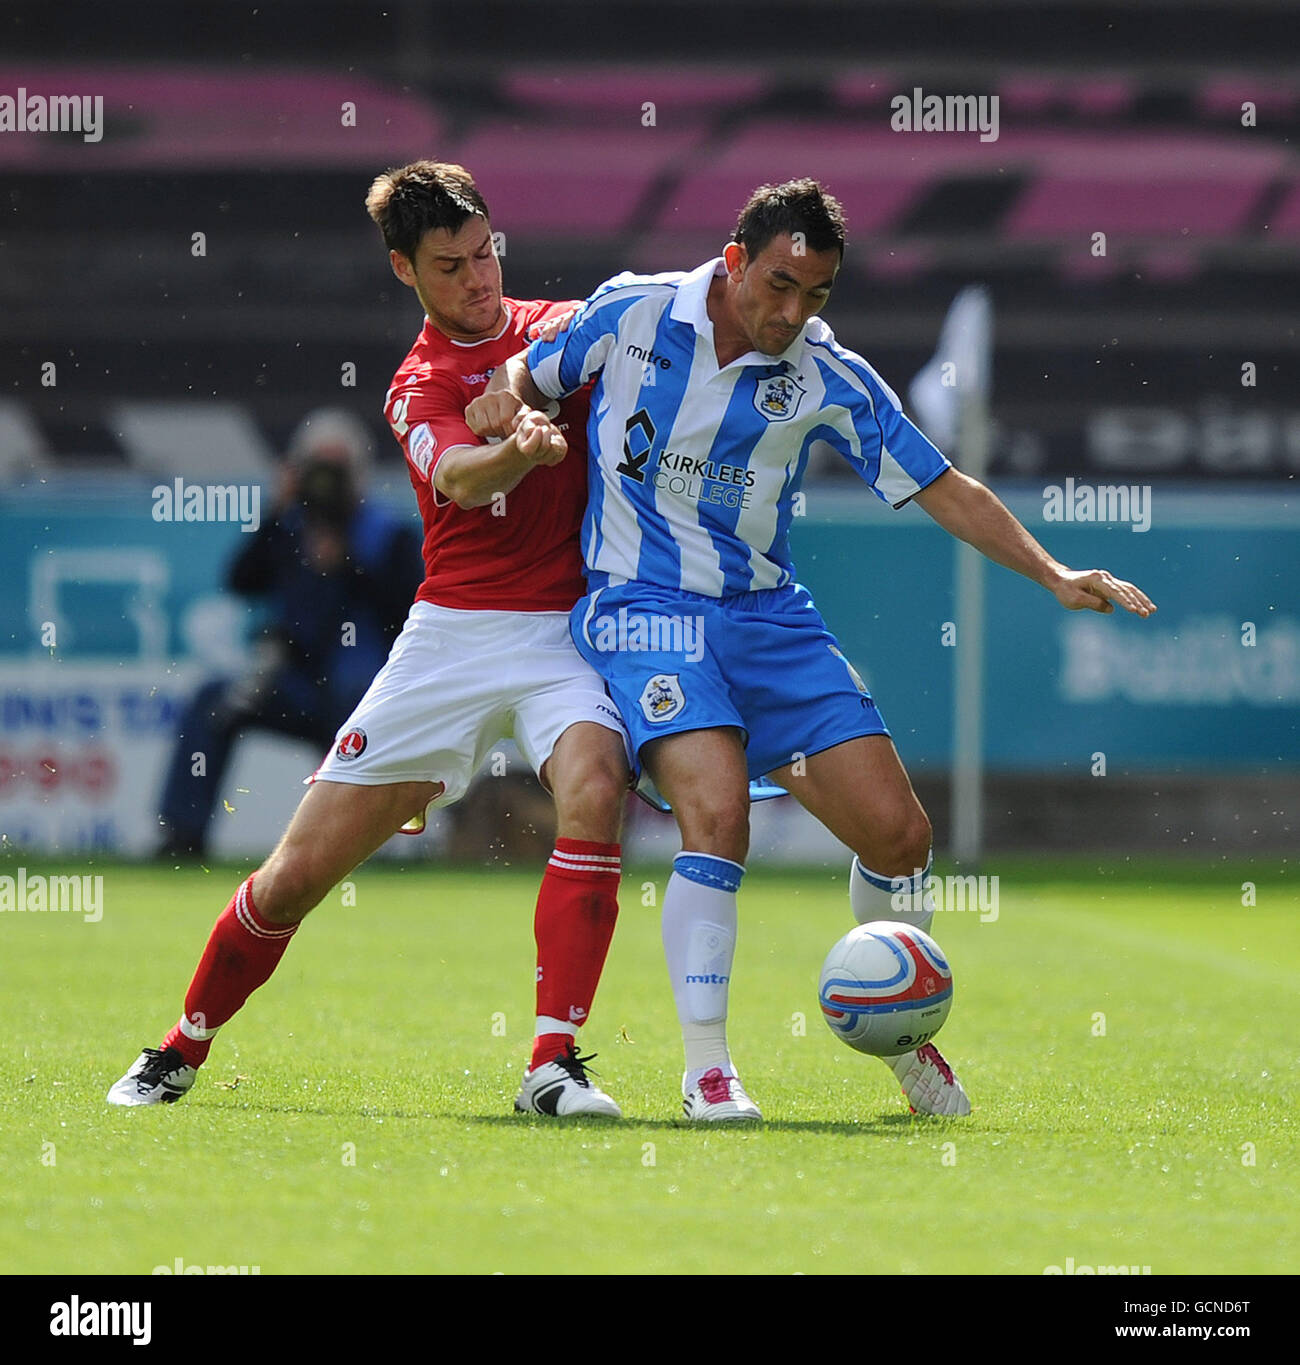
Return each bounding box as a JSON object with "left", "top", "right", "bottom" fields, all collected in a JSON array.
[
  {"left": 753, "top": 373, "right": 805, "bottom": 422},
  {"left": 335, "top": 728, "right": 368, "bottom": 761},
  {"left": 639, "top": 673, "right": 685, "bottom": 723}
]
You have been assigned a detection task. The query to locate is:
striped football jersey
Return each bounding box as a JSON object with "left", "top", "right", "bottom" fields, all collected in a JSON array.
[{"left": 527, "top": 257, "right": 950, "bottom": 597}]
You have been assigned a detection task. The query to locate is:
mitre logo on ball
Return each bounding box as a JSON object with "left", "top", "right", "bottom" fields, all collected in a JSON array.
[{"left": 818, "top": 922, "right": 954, "bottom": 1057}]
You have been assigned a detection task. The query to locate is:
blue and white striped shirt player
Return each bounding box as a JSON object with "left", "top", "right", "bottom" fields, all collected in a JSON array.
[{"left": 527, "top": 257, "right": 951, "bottom": 598}]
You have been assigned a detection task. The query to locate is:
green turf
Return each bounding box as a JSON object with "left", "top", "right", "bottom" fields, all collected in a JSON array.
[{"left": 1, "top": 856, "right": 1295, "bottom": 1275}]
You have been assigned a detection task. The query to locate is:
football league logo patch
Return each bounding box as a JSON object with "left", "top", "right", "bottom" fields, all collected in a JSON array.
[
  {"left": 408, "top": 424, "right": 437, "bottom": 479},
  {"left": 638, "top": 674, "right": 685, "bottom": 724},
  {"left": 335, "top": 728, "right": 368, "bottom": 761},
  {"left": 754, "top": 374, "right": 805, "bottom": 422}
]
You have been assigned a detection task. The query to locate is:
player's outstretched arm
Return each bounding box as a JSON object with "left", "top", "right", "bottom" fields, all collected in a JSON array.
[
  {"left": 913, "top": 468, "right": 1157, "bottom": 617},
  {"left": 433, "top": 410, "right": 567, "bottom": 510}
]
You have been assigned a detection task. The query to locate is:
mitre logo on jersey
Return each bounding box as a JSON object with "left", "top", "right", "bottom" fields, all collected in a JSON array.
[
  {"left": 335, "top": 729, "right": 367, "bottom": 761},
  {"left": 639, "top": 674, "right": 685, "bottom": 723},
  {"left": 754, "top": 374, "right": 805, "bottom": 422}
]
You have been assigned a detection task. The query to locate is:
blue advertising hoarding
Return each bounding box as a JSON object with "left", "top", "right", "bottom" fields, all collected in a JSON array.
[{"left": 0, "top": 477, "right": 1295, "bottom": 855}]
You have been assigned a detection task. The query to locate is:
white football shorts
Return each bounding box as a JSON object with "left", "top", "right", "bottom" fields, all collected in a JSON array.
[{"left": 309, "top": 601, "right": 631, "bottom": 820}]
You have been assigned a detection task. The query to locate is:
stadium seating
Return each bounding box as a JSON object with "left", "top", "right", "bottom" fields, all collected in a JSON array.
[{"left": 2, "top": 56, "right": 1296, "bottom": 486}]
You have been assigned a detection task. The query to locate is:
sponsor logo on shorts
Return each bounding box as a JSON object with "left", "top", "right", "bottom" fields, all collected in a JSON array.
[
  {"left": 335, "top": 728, "right": 368, "bottom": 761},
  {"left": 754, "top": 373, "right": 805, "bottom": 422},
  {"left": 638, "top": 673, "right": 685, "bottom": 723},
  {"left": 595, "top": 701, "right": 630, "bottom": 732}
]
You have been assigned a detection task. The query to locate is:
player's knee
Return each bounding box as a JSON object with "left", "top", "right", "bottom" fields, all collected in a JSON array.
[
  {"left": 553, "top": 761, "right": 627, "bottom": 842},
  {"left": 253, "top": 853, "right": 326, "bottom": 925},
  {"left": 862, "top": 807, "right": 932, "bottom": 880},
  {"left": 676, "top": 795, "right": 750, "bottom": 864}
]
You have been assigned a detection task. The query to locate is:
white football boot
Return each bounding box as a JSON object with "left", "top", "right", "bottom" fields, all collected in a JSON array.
[
  {"left": 515, "top": 1042, "right": 622, "bottom": 1117},
  {"left": 885, "top": 1043, "right": 971, "bottom": 1116},
  {"left": 682, "top": 1066, "right": 763, "bottom": 1122},
  {"left": 107, "top": 1046, "right": 197, "bottom": 1106}
]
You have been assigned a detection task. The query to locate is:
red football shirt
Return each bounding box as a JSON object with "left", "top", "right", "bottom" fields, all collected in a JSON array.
[{"left": 383, "top": 299, "right": 589, "bottom": 612}]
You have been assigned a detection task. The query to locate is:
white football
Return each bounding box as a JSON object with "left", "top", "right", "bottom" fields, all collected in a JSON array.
[{"left": 818, "top": 921, "right": 953, "bottom": 1056}]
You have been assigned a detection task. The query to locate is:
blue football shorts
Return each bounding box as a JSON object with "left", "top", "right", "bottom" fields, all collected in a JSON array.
[{"left": 570, "top": 581, "right": 889, "bottom": 780}]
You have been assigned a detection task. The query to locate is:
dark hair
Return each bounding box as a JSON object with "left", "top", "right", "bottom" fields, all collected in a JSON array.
[
  {"left": 733, "top": 178, "right": 847, "bottom": 259},
  {"left": 365, "top": 160, "right": 490, "bottom": 261}
]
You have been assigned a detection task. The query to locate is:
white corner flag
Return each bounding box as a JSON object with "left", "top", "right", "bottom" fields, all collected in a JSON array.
[
  {"left": 909, "top": 287, "right": 994, "bottom": 867},
  {"left": 908, "top": 285, "right": 993, "bottom": 451}
]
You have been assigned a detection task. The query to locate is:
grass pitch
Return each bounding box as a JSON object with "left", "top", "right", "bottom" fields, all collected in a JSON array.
[{"left": 1, "top": 856, "right": 1295, "bottom": 1276}]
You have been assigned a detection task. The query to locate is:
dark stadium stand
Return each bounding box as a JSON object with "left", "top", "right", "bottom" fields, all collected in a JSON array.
[{"left": 2, "top": 32, "right": 1298, "bottom": 484}]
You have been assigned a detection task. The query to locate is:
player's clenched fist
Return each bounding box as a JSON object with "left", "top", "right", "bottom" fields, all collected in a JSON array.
[
  {"left": 465, "top": 390, "right": 525, "bottom": 438},
  {"left": 513, "top": 409, "right": 567, "bottom": 466}
]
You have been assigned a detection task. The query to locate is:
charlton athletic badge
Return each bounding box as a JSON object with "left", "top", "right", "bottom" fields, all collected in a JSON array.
[
  {"left": 638, "top": 674, "right": 685, "bottom": 724},
  {"left": 753, "top": 373, "right": 805, "bottom": 422},
  {"left": 335, "top": 728, "right": 368, "bottom": 761}
]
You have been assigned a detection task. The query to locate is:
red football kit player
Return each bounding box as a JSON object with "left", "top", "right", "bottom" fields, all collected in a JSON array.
[
  {"left": 386, "top": 299, "right": 590, "bottom": 614},
  {"left": 109, "top": 161, "right": 632, "bottom": 1118}
]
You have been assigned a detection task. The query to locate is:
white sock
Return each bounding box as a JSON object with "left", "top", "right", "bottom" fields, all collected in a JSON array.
[
  {"left": 850, "top": 854, "right": 935, "bottom": 933},
  {"left": 661, "top": 852, "right": 744, "bottom": 1093}
]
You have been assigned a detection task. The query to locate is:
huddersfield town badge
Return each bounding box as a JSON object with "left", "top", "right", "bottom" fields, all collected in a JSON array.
[
  {"left": 753, "top": 373, "right": 804, "bottom": 422},
  {"left": 638, "top": 674, "right": 685, "bottom": 723}
]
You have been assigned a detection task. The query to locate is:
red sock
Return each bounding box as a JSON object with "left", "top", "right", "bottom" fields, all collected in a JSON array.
[
  {"left": 530, "top": 839, "right": 620, "bottom": 1069},
  {"left": 161, "top": 875, "right": 298, "bottom": 1069}
]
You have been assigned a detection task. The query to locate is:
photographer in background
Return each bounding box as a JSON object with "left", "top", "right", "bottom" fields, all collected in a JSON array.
[{"left": 155, "top": 409, "right": 423, "bottom": 859}]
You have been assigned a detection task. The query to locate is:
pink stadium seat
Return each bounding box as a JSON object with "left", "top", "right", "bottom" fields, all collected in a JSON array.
[
  {"left": 832, "top": 71, "right": 902, "bottom": 109},
  {"left": 652, "top": 123, "right": 989, "bottom": 238},
  {"left": 1000, "top": 75, "right": 1135, "bottom": 119},
  {"left": 454, "top": 124, "right": 702, "bottom": 234},
  {"left": 1002, "top": 132, "right": 1282, "bottom": 240},
  {"left": 1010, "top": 178, "right": 1262, "bottom": 238},
  {"left": 0, "top": 64, "right": 443, "bottom": 169},
  {"left": 503, "top": 65, "right": 768, "bottom": 114},
  {"left": 1198, "top": 78, "right": 1300, "bottom": 121},
  {"left": 998, "top": 76, "right": 1059, "bottom": 117},
  {"left": 1070, "top": 77, "right": 1136, "bottom": 117},
  {"left": 1266, "top": 183, "right": 1300, "bottom": 239}
]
